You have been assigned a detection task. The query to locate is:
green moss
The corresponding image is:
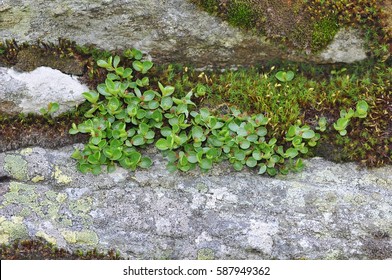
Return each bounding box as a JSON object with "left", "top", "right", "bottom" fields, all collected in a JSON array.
[
  {"left": 4, "top": 155, "right": 29, "bottom": 181},
  {"left": 311, "top": 16, "right": 340, "bottom": 51},
  {"left": 227, "top": 0, "right": 256, "bottom": 29},
  {"left": 197, "top": 0, "right": 219, "bottom": 14}
]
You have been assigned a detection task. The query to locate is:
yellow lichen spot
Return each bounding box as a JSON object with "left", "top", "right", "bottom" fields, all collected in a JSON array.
[
  {"left": 56, "top": 193, "right": 68, "bottom": 203},
  {"left": 20, "top": 148, "right": 33, "bottom": 155},
  {"left": 76, "top": 230, "right": 99, "bottom": 245},
  {"left": 53, "top": 166, "right": 72, "bottom": 184},
  {"left": 0, "top": 216, "right": 29, "bottom": 244},
  {"left": 36, "top": 231, "right": 57, "bottom": 245},
  {"left": 12, "top": 216, "right": 24, "bottom": 224},
  {"left": 61, "top": 230, "right": 77, "bottom": 243},
  {"left": 32, "top": 175, "right": 45, "bottom": 183},
  {"left": 61, "top": 230, "right": 98, "bottom": 245}
]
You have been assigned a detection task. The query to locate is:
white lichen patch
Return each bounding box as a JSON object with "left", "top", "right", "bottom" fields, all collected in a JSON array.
[
  {"left": 205, "top": 188, "right": 238, "bottom": 209},
  {"left": 53, "top": 166, "right": 72, "bottom": 184},
  {"left": 246, "top": 220, "right": 279, "bottom": 255}
]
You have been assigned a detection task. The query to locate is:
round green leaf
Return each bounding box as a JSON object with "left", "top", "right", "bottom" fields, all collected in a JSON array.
[
  {"left": 143, "top": 90, "right": 156, "bottom": 102},
  {"left": 233, "top": 161, "right": 243, "bottom": 171},
  {"left": 199, "top": 158, "right": 213, "bottom": 170},
  {"left": 132, "top": 135, "right": 145, "bottom": 146},
  {"left": 161, "top": 96, "right": 173, "bottom": 110},
  {"left": 139, "top": 157, "right": 153, "bottom": 168},
  {"left": 252, "top": 150, "right": 262, "bottom": 160},
  {"left": 258, "top": 164, "right": 267, "bottom": 174},
  {"left": 256, "top": 127, "right": 267, "bottom": 137},
  {"left": 267, "top": 167, "right": 277, "bottom": 176},
  {"left": 246, "top": 157, "right": 258, "bottom": 168},
  {"left": 234, "top": 150, "right": 245, "bottom": 161},
  {"left": 285, "top": 147, "right": 298, "bottom": 158},
  {"left": 240, "top": 140, "right": 251, "bottom": 149},
  {"left": 156, "top": 139, "right": 169, "bottom": 150},
  {"left": 148, "top": 100, "right": 160, "bottom": 110},
  {"left": 302, "top": 130, "right": 315, "bottom": 139}
]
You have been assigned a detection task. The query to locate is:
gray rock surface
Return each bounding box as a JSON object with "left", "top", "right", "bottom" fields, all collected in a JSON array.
[
  {"left": 319, "top": 28, "right": 368, "bottom": 63},
  {"left": 0, "top": 67, "right": 87, "bottom": 116},
  {"left": 1, "top": 145, "right": 391, "bottom": 259},
  {"left": 0, "top": 0, "right": 367, "bottom": 66}
]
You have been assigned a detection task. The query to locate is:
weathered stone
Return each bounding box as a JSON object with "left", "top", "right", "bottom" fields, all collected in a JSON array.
[
  {"left": 319, "top": 28, "right": 368, "bottom": 64},
  {"left": 0, "top": 145, "right": 391, "bottom": 259},
  {"left": 0, "top": 66, "right": 88, "bottom": 116},
  {"left": 0, "top": 0, "right": 368, "bottom": 66}
]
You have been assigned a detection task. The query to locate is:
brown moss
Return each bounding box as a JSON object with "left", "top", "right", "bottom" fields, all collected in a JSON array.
[
  {"left": 14, "top": 48, "right": 84, "bottom": 75},
  {"left": 0, "top": 238, "right": 123, "bottom": 260}
]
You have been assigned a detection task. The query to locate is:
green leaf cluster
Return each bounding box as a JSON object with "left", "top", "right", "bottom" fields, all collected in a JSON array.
[
  {"left": 275, "top": 70, "right": 294, "bottom": 82},
  {"left": 70, "top": 50, "right": 369, "bottom": 176},
  {"left": 333, "top": 100, "right": 369, "bottom": 136},
  {"left": 40, "top": 102, "right": 60, "bottom": 116}
]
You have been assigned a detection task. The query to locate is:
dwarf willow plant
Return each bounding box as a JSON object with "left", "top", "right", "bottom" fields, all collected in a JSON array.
[
  {"left": 69, "top": 51, "right": 368, "bottom": 176},
  {"left": 333, "top": 100, "right": 369, "bottom": 136}
]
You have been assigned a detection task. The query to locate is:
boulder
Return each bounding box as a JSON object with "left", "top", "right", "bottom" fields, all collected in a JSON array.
[
  {"left": 0, "top": 0, "right": 368, "bottom": 66},
  {"left": 0, "top": 67, "right": 88, "bottom": 116},
  {"left": 0, "top": 145, "right": 391, "bottom": 259},
  {"left": 319, "top": 28, "right": 368, "bottom": 64}
]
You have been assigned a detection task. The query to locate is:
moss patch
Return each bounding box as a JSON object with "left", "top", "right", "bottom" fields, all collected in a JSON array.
[
  {"left": 0, "top": 239, "right": 122, "bottom": 259},
  {"left": 227, "top": 0, "right": 256, "bottom": 29},
  {"left": 311, "top": 16, "right": 340, "bottom": 51}
]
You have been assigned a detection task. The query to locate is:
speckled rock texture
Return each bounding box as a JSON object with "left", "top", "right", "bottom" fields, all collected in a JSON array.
[
  {"left": 0, "top": 0, "right": 367, "bottom": 66},
  {"left": 0, "top": 67, "right": 87, "bottom": 116},
  {"left": 1, "top": 145, "right": 391, "bottom": 259}
]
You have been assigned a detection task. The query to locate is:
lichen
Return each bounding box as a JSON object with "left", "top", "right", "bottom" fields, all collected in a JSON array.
[
  {"left": 69, "top": 197, "right": 92, "bottom": 214},
  {"left": 2, "top": 182, "right": 38, "bottom": 208},
  {"left": 197, "top": 248, "right": 215, "bottom": 260},
  {"left": 1, "top": 182, "right": 71, "bottom": 226},
  {"left": 31, "top": 175, "right": 45, "bottom": 183},
  {"left": 0, "top": 216, "right": 29, "bottom": 244},
  {"left": 4, "top": 154, "right": 29, "bottom": 181},
  {"left": 35, "top": 231, "right": 57, "bottom": 245},
  {"left": 196, "top": 183, "right": 209, "bottom": 193},
  {"left": 20, "top": 148, "right": 33, "bottom": 155},
  {"left": 53, "top": 166, "right": 72, "bottom": 184},
  {"left": 61, "top": 230, "right": 99, "bottom": 246}
]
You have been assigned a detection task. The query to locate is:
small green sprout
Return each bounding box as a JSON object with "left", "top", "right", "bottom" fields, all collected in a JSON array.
[{"left": 275, "top": 71, "right": 295, "bottom": 82}]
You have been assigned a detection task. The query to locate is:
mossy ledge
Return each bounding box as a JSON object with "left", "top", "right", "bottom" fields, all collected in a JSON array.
[
  {"left": 190, "top": 0, "right": 390, "bottom": 56},
  {"left": 0, "top": 39, "right": 391, "bottom": 167}
]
